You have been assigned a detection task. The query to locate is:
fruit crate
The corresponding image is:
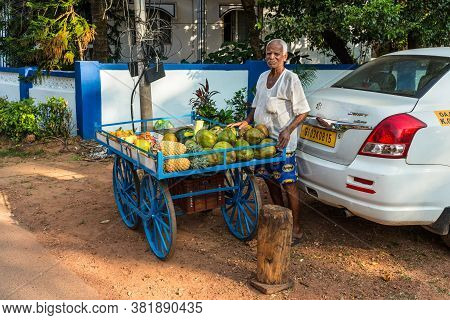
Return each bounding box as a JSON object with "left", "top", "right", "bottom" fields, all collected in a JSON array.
[{"left": 168, "top": 173, "right": 225, "bottom": 214}]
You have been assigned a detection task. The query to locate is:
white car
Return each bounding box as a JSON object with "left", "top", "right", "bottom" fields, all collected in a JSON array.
[{"left": 297, "top": 47, "right": 450, "bottom": 246}]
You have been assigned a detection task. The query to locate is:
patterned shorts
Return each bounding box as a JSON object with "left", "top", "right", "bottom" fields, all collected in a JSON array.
[{"left": 255, "top": 152, "right": 298, "bottom": 185}]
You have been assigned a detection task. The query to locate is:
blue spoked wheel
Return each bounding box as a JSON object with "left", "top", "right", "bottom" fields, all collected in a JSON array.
[
  {"left": 113, "top": 156, "right": 140, "bottom": 229},
  {"left": 221, "top": 168, "right": 262, "bottom": 241},
  {"left": 140, "top": 175, "right": 176, "bottom": 260}
]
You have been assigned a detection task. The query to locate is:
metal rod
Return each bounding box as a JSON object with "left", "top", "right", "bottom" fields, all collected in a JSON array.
[{"left": 171, "top": 186, "right": 237, "bottom": 200}]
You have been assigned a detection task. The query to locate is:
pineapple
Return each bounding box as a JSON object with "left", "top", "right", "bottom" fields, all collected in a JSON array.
[
  {"left": 164, "top": 158, "right": 190, "bottom": 172},
  {"left": 160, "top": 141, "right": 187, "bottom": 156},
  {"left": 186, "top": 141, "right": 209, "bottom": 169}
]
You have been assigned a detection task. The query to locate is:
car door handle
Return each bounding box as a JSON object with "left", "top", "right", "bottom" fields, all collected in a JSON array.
[{"left": 304, "top": 116, "right": 373, "bottom": 132}]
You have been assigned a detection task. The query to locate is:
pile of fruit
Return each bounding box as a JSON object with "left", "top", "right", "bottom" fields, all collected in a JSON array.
[
  {"left": 109, "top": 120, "right": 278, "bottom": 173},
  {"left": 109, "top": 128, "right": 159, "bottom": 153}
]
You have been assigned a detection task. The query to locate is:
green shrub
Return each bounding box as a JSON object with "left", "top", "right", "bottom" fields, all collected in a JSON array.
[
  {"left": 37, "top": 97, "right": 72, "bottom": 140},
  {"left": 204, "top": 42, "right": 256, "bottom": 64},
  {"left": 0, "top": 97, "right": 8, "bottom": 109},
  {"left": 225, "top": 88, "right": 248, "bottom": 122},
  {"left": 0, "top": 98, "right": 40, "bottom": 142},
  {"left": 0, "top": 97, "right": 73, "bottom": 142}
]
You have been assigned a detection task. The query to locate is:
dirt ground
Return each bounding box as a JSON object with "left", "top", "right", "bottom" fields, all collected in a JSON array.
[{"left": 0, "top": 140, "right": 449, "bottom": 300}]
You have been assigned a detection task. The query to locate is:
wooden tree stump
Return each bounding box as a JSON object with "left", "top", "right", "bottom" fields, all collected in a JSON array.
[{"left": 250, "top": 204, "right": 293, "bottom": 294}]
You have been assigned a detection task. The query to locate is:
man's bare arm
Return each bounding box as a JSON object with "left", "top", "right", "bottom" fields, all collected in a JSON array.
[{"left": 277, "top": 112, "right": 309, "bottom": 149}]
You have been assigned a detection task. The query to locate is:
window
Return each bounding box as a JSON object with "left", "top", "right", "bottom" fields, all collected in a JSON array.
[
  {"left": 333, "top": 55, "right": 450, "bottom": 98},
  {"left": 147, "top": 8, "right": 172, "bottom": 45},
  {"left": 130, "top": 8, "right": 172, "bottom": 45},
  {"left": 223, "top": 9, "right": 249, "bottom": 43}
]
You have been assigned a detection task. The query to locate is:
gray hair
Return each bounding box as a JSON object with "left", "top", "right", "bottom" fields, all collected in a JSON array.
[{"left": 266, "top": 39, "right": 288, "bottom": 53}]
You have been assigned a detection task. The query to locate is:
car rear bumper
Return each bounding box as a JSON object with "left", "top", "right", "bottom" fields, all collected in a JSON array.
[{"left": 296, "top": 151, "right": 450, "bottom": 226}]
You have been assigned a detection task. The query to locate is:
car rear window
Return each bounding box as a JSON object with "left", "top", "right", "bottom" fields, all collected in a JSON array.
[{"left": 332, "top": 55, "right": 450, "bottom": 98}]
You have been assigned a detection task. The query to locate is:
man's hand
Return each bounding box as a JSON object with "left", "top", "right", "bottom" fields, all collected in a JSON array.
[
  {"left": 227, "top": 120, "right": 249, "bottom": 130},
  {"left": 276, "top": 112, "right": 309, "bottom": 149},
  {"left": 277, "top": 129, "right": 291, "bottom": 149}
]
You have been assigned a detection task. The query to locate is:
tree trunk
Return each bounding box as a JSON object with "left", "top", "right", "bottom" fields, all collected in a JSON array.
[
  {"left": 321, "top": 29, "right": 355, "bottom": 64},
  {"left": 256, "top": 204, "right": 292, "bottom": 285},
  {"left": 372, "top": 41, "right": 397, "bottom": 58},
  {"left": 89, "top": 0, "right": 109, "bottom": 62},
  {"left": 241, "top": 0, "right": 263, "bottom": 60},
  {"left": 407, "top": 31, "right": 420, "bottom": 49}
]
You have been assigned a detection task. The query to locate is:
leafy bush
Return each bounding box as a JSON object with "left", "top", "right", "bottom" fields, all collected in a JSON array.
[
  {"left": 0, "top": 98, "right": 40, "bottom": 141},
  {"left": 225, "top": 88, "right": 249, "bottom": 122},
  {"left": 0, "top": 97, "right": 72, "bottom": 142},
  {"left": 37, "top": 97, "right": 72, "bottom": 139},
  {"left": 215, "top": 108, "right": 235, "bottom": 125},
  {"left": 204, "top": 42, "right": 256, "bottom": 64},
  {"left": 189, "top": 79, "right": 219, "bottom": 119},
  {"left": 0, "top": 97, "right": 8, "bottom": 109},
  {"left": 191, "top": 82, "right": 252, "bottom": 125}
]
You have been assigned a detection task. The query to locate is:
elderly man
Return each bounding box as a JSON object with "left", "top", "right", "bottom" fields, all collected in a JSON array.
[{"left": 229, "top": 39, "right": 310, "bottom": 244}]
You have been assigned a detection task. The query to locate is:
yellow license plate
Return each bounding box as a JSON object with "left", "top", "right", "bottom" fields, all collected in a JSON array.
[{"left": 300, "top": 124, "right": 337, "bottom": 148}]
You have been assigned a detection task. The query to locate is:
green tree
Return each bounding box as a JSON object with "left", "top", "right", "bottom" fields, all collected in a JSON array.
[
  {"left": 0, "top": 0, "right": 95, "bottom": 71},
  {"left": 241, "top": 0, "right": 264, "bottom": 60},
  {"left": 258, "top": 0, "right": 449, "bottom": 63},
  {"left": 390, "top": 1, "right": 449, "bottom": 53},
  {"left": 259, "top": 0, "right": 407, "bottom": 63}
]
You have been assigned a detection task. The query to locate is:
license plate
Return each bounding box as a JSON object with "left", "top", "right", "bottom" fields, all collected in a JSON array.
[{"left": 300, "top": 124, "right": 337, "bottom": 148}]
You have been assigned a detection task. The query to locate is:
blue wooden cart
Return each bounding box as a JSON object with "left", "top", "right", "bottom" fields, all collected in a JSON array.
[{"left": 95, "top": 114, "right": 286, "bottom": 260}]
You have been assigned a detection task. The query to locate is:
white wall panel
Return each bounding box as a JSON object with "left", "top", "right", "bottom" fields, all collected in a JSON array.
[
  {"left": 100, "top": 70, "right": 141, "bottom": 129},
  {"left": 0, "top": 72, "right": 20, "bottom": 101},
  {"left": 151, "top": 69, "right": 248, "bottom": 117}
]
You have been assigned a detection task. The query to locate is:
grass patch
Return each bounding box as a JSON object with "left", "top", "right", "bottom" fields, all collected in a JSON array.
[
  {"left": 70, "top": 154, "right": 82, "bottom": 161},
  {"left": 0, "top": 148, "right": 45, "bottom": 158}
]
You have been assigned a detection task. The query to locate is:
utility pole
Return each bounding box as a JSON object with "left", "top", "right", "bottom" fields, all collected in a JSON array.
[
  {"left": 196, "top": 0, "right": 207, "bottom": 62},
  {"left": 134, "top": 0, "right": 153, "bottom": 130}
]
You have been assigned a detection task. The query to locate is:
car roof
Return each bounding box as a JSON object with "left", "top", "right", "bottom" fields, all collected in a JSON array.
[{"left": 384, "top": 47, "right": 450, "bottom": 58}]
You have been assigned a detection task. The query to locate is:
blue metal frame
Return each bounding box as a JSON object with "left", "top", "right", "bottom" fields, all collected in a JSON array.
[{"left": 95, "top": 113, "right": 287, "bottom": 194}]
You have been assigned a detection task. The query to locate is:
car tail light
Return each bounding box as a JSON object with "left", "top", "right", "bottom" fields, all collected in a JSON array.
[{"left": 358, "top": 114, "right": 426, "bottom": 159}]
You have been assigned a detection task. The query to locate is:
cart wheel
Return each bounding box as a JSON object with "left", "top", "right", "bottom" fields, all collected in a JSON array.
[
  {"left": 113, "top": 156, "right": 140, "bottom": 229},
  {"left": 221, "top": 168, "right": 262, "bottom": 241},
  {"left": 140, "top": 175, "right": 177, "bottom": 260}
]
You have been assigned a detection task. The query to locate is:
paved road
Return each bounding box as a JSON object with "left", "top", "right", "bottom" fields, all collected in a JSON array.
[{"left": 0, "top": 190, "right": 99, "bottom": 299}]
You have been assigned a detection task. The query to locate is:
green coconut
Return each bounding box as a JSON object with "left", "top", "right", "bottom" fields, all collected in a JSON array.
[
  {"left": 255, "top": 138, "right": 277, "bottom": 159},
  {"left": 195, "top": 129, "right": 218, "bottom": 148},
  {"left": 213, "top": 141, "right": 236, "bottom": 164},
  {"left": 235, "top": 138, "right": 254, "bottom": 161},
  {"left": 217, "top": 127, "right": 237, "bottom": 146},
  {"left": 244, "top": 128, "right": 265, "bottom": 145}
]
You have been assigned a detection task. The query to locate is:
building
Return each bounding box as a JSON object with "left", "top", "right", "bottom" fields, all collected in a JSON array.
[
  {"left": 116, "top": 1, "right": 259, "bottom": 64},
  {"left": 119, "top": 1, "right": 366, "bottom": 64}
]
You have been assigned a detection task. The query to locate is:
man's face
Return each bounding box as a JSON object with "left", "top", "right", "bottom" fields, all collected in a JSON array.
[{"left": 265, "top": 42, "right": 287, "bottom": 69}]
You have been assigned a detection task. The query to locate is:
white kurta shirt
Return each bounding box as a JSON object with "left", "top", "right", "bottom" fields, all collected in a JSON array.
[{"left": 251, "top": 69, "right": 310, "bottom": 152}]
